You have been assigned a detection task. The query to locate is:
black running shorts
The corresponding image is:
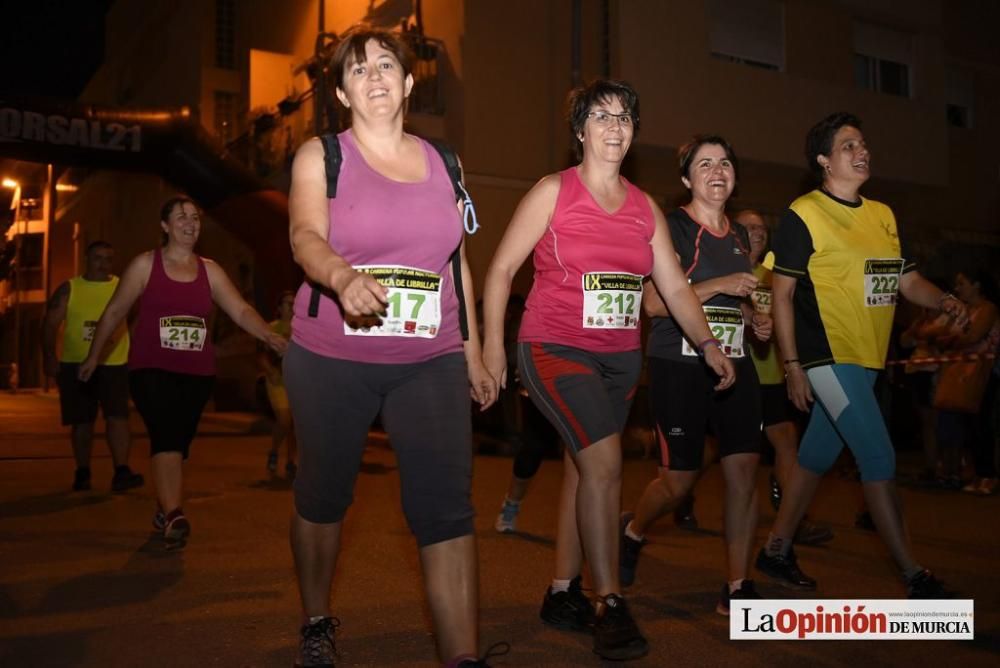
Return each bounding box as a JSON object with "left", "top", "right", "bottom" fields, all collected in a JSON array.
[
  {"left": 57, "top": 362, "right": 129, "bottom": 426},
  {"left": 648, "top": 355, "right": 761, "bottom": 471}
]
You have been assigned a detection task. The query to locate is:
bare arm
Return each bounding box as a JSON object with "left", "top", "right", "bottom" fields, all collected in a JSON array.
[
  {"left": 646, "top": 196, "right": 734, "bottom": 389},
  {"left": 455, "top": 237, "right": 498, "bottom": 409},
  {"left": 78, "top": 253, "right": 153, "bottom": 380},
  {"left": 772, "top": 272, "right": 812, "bottom": 411},
  {"left": 481, "top": 175, "right": 559, "bottom": 388},
  {"left": 642, "top": 266, "right": 757, "bottom": 318},
  {"left": 288, "top": 137, "right": 387, "bottom": 316},
  {"left": 900, "top": 271, "right": 967, "bottom": 328},
  {"left": 42, "top": 281, "right": 70, "bottom": 377},
  {"left": 205, "top": 260, "right": 286, "bottom": 354}
]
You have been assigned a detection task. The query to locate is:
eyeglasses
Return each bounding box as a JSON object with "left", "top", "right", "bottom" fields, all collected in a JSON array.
[{"left": 587, "top": 110, "right": 633, "bottom": 127}]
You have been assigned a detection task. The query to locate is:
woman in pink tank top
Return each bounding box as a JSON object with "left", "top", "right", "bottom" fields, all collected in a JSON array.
[
  {"left": 482, "top": 80, "right": 734, "bottom": 661},
  {"left": 80, "top": 196, "right": 286, "bottom": 548},
  {"left": 284, "top": 26, "right": 498, "bottom": 668}
]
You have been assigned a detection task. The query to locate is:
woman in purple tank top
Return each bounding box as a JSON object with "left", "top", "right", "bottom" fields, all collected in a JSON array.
[
  {"left": 79, "top": 197, "right": 287, "bottom": 548},
  {"left": 482, "top": 80, "right": 734, "bottom": 661},
  {"left": 284, "top": 26, "right": 498, "bottom": 668}
]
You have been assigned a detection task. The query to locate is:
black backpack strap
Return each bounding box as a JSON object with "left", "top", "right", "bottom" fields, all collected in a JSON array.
[
  {"left": 427, "top": 139, "right": 470, "bottom": 341},
  {"left": 308, "top": 134, "right": 343, "bottom": 317},
  {"left": 320, "top": 133, "right": 343, "bottom": 198},
  {"left": 426, "top": 138, "right": 463, "bottom": 201}
]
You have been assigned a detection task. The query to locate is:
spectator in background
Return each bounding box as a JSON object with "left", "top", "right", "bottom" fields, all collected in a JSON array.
[
  {"left": 260, "top": 290, "right": 298, "bottom": 479},
  {"left": 934, "top": 269, "right": 999, "bottom": 495}
]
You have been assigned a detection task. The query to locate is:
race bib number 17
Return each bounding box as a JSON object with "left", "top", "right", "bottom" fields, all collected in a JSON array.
[
  {"left": 582, "top": 272, "right": 643, "bottom": 329},
  {"left": 344, "top": 265, "right": 442, "bottom": 338},
  {"left": 864, "top": 258, "right": 904, "bottom": 307}
]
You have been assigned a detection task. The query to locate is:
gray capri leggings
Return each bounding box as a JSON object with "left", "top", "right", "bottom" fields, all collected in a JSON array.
[{"left": 284, "top": 342, "right": 474, "bottom": 547}]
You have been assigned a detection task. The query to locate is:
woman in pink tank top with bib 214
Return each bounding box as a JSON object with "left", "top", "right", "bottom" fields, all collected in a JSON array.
[{"left": 80, "top": 196, "right": 287, "bottom": 548}]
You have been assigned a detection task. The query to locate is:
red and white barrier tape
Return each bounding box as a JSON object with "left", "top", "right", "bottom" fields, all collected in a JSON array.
[{"left": 885, "top": 352, "right": 996, "bottom": 366}]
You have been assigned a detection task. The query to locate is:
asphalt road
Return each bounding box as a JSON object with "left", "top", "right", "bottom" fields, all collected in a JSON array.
[{"left": 1, "top": 391, "right": 997, "bottom": 666}]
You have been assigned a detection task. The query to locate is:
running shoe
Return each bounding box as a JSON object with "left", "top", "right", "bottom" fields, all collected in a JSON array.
[
  {"left": 539, "top": 575, "right": 595, "bottom": 632},
  {"left": 494, "top": 499, "right": 520, "bottom": 533},
  {"left": 72, "top": 467, "right": 91, "bottom": 492},
  {"left": 295, "top": 616, "right": 339, "bottom": 667},
  {"left": 592, "top": 594, "right": 648, "bottom": 661},
  {"left": 456, "top": 641, "right": 511, "bottom": 667},
  {"left": 673, "top": 494, "right": 698, "bottom": 530},
  {"left": 755, "top": 547, "right": 817, "bottom": 590},
  {"left": 794, "top": 519, "right": 834, "bottom": 546},
  {"left": 111, "top": 466, "right": 144, "bottom": 492},
  {"left": 716, "top": 579, "right": 762, "bottom": 616},
  {"left": 266, "top": 450, "right": 278, "bottom": 473},
  {"left": 906, "top": 570, "right": 953, "bottom": 599},
  {"left": 163, "top": 512, "right": 191, "bottom": 549},
  {"left": 152, "top": 509, "right": 166, "bottom": 531},
  {"left": 978, "top": 478, "right": 999, "bottom": 496},
  {"left": 619, "top": 512, "right": 646, "bottom": 587},
  {"left": 769, "top": 471, "right": 782, "bottom": 511},
  {"left": 854, "top": 510, "right": 876, "bottom": 532}
]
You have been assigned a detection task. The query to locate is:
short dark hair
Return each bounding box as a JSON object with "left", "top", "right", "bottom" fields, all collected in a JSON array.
[
  {"left": 331, "top": 25, "right": 413, "bottom": 92},
  {"left": 85, "top": 240, "right": 112, "bottom": 255},
  {"left": 159, "top": 196, "right": 198, "bottom": 246},
  {"left": 677, "top": 135, "right": 739, "bottom": 180},
  {"left": 567, "top": 79, "right": 640, "bottom": 160},
  {"left": 958, "top": 268, "right": 1000, "bottom": 305},
  {"left": 805, "top": 112, "right": 863, "bottom": 179}
]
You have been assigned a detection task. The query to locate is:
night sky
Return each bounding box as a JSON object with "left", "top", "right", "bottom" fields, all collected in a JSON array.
[{"left": 0, "top": 0, "right": 113, "bottom": 99}]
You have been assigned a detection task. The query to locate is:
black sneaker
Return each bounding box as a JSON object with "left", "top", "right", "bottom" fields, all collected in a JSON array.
[
  {"left": 619, "top": 512, "right": 646, "bottom": 587},
  {"left": 163, "top": 512, "right": 191, "bottom": 549},
  {"left": 769, "top": 472, "right": 782, "bottom": 512},
  {"left": 854, "top": 510, "right": 876, "bottom": 531},
  {"left": 716, "top": 579, "right": 762, "bottom": 616},
  {"left": 72, "top": 467, "right": 91, "bottom": 492},
  {"left": 111, "top": 466, "right": 144, "bottom": 492},
  {"left": 906, "top": 570, "right": 953, "bottom": 599},
  {"left": 755, "top": 547, "right": 817, "bottom": 590},
  {"left": 456, "top": 641, "right": 511, "bottom": 667},
  {"left": 673, "top": 494, "right": 698, "bottom": 530},
  {"left": 593, "top": 594, "right": 648, "bottom": 661},
  {"left": 295, "top": 616, "right": 339, "bottom": 667},
  {"left": 794, "top": 519, "right": 834, "bottom": 546},
  {"left": 539, "top": 575, "right": 595, "bottom": 632}
]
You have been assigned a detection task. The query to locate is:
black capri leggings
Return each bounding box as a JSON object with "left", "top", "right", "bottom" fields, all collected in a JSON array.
[
  {"left": 284, "top": 342, "right": 475, "bottom": 547},
  {"left": 129, "top": 368, "right": 215, "bottom": 459}
]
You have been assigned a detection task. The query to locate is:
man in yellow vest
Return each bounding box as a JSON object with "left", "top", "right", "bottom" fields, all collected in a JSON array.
[{"left": 42, "top": 240, "right": 143, "bottom": 492}]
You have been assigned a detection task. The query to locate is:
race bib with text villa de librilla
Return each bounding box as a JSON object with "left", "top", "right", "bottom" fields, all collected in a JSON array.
[
  {"left": 682, "top": 305, "right": 745, "bottom": 358},
  {"left": 344, "top": 265, "right": 443, "bottom": 338},
  {"left": 864, "top": 258, "right": 904, "bottom": 307},
  {"left": 582, "top": 271, "right": 643, "bottom": 329}
]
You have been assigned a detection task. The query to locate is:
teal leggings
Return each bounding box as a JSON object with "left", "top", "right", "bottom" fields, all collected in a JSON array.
[{"left": 798, "top": 364, "right": 895, "bottom": 482}]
